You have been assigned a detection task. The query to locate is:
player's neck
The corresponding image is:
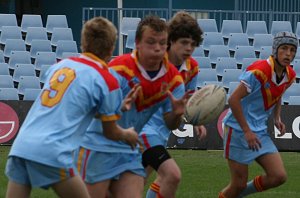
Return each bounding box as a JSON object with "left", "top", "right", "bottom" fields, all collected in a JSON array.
[{"left": 168, "top": 51, "right": 183, "bottom": 66}]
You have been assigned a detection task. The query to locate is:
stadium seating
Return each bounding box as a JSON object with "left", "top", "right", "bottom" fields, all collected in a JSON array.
[
  {"left": 3, "top": 39, "right": 26, "bottom": 58},
  {"left": 125, "top": 30, "right": 136, "bottom": 50},
  {"left": 295, "top": 22, "right": 300, "bottom": 39},
  {"left": 282, "top": 83, "right": 300, "bottom": 104},
  {"left": 25, "top": 27, "right": 48, "bottom": 46},
  {"left": 193, "top": 57, "right": 211, "bottom": 69},
  {"left": 192, "top": 46, "right": 205, "bottom": 57},
  {"left": 13, "top": 64, "right": 36, "bottom": 82},
  {"left": 21, "top": 14, "right": 43, "bottom": 33},
  {"left": 222, "top": 69, "right": 242, "bottom": 88},
  {"left": 34, "top": 52, "right": 57, "bottom": 70},
  {"left": 17, "top": 76, "right": 41, "bottom": 95},
  {"left": 252, "top": 33, "right": 273, "bottom": 52},
  {"left": 8, "top": 51, "right": 31, "bottom": 70},
  {"left": 227, "top": 33, "right": 249, "bottom": 52},
  {"left": 289, "top": 96, "right": 300, "bottom": 105},
  {"left": 30, "top": 39, "right": 52, "bottom": 59},
  {"left": 0, "top": 50, "right": 4, "bottom": 63},
  {"left": 270, "top": 21, "right": 293, "bottom": 36},
  {"left": 234, "top": 46, "right": 256, "bottom": 65},
  {"left": 215, "top": 57, "right": 238, "bottom": 77},
  {"left": 221, "top": 20, "right": 243, "bottom": 40},
  {"left": 0, "top": 26, "right": 22, "bottom": 45},
  {"left": 0, "top": 14, "right": 17, "bottom": 32},
  {"left": 55, "top": 40, "right": 78, "bottom": 59},
  {"left": 241, "top": 58, "right": 258, "bottom": 71},
  {"left": 23, "top": 88, "right": 41, "bottom": 101},
  {"left": 46, "top": 15, "right": 69, "bottom": 34},
  {"left": 0, "top": 75, "right": 14, "bottom": 88},
  {"left": 197, "top": 19, "right": 218, "bottom": 33},
  {"left": 202, "top": 32, "right": 224, "bottom": 51},
  {"left": 292, "top": 59, "right": 300, "bottom": 81},
  {"left": 245, "top": 21, "right": 268, "bottom": 40},
  {"left": 39, "top": 64, "right": 51, "bottom": 83},
  {"left": 61, "top": 52, "right": 80, "bottom": 59},
  {"left": 50, "top": 27, "right": 74, "bottom": 46},
  {"left": 0, "top": 63, "right": 10, "bottom": 75},
  {"left": 0, "top": 88, "right": 19, "bottom": 100},
  {"left": 208, "top": 45, "right": 230, "bottom": 65},
  {"left": 120, "top": 17, "right": 141, "bottom": 36},
  {"left": 259, "top": 46, "right": 272, "bottom": 59},
  {"left": 196, "top": 68, "right": 218, "bottom": 88}
]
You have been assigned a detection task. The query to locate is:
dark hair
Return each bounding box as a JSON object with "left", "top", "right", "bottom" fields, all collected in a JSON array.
[
  {"left": 135, "top": 15, "right": 168, "bottom": 42},
  {"left": 168, "top": 11, "right": 203, "bottom": 47}
]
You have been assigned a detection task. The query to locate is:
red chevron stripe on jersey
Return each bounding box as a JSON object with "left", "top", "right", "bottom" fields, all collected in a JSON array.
[
  {"left": 69, "top": 53, "right": 119, "bottom": 91},
  {"left": 180, "top": 57, "right": 199, "bottom": 85},
  {"left": 109, "top": 53, "right": 184, "bottom": 112},
  {"left": 246, "top": 57, "right": 295, "bottom": 110}
]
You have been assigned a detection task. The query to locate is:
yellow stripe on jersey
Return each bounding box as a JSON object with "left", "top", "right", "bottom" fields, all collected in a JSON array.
[{"left": 100, "top": 114, "right": 121, "bottom": 121}]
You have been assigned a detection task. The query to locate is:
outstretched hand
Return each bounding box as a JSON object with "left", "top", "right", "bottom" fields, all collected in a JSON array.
[
  {"left": 167, "top": 90, "right": 192, "bottom": 116},
  {"left": 194, "top": 125, "right": 207, "bottom": 141},
  {"left": 121, "top": 84, "right": 141, "bottom": 112}
]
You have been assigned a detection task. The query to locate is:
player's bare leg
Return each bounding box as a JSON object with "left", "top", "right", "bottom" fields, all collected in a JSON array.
[
  {"left": 155, "top": 158, "right": 181, "bottom": 198},
  {"left": 256, "top": 153, "right": 287, "bottom": 189},
  {"left": 51, "top": 175, "right": 90, "bottom": 198},
  {"left": 110, "top": 172, "right": 144, "bottom": 198},
  {"left": 221, "top": 159, "right": 248, "bottom": 198},
  {"left": 6, "top": 181, "right": 31, "bottom": 198},
  {"left": 85, "top": 180, "right": 111, "bottom": 198}
]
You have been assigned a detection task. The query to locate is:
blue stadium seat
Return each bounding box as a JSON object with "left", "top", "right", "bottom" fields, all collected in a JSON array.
[
  {"left": 0, "top": 63, "right": 10, "bottom": 75},
  {"left": 253, "top": 34, "right": 273, "bottom": 52},
  {"left": 227, "top": 33, "right": 249, "bottom": 52},
  {"left": 39, "top": 64, "right": 52, "bottom": 83},
  {"left": 0, "top": 75, "right": 14, "bottom": 88},
  {"left": 23, "top": 88, "right": 42, "bottom": 101},
  {"left": 3, "top": 39, "right": 26, "bottom": 58},
  {"left": 193, "top": 57, "right": 211, "bottom": 69},
  {"left": 294, "top": 47, "right": 300, "bottom": 59},
  {"left": 197, "top": 19, "right": 218, "bottom": 33},
  {"left": 34, "top": 52, "right": 56, "bottom": 70},
  {"left": 292, "top": 59, "right": 300, "bottom": 81},
  {"left": 0, "top": 14, "right": 17, "bottom": 32},
  {"left": 21, "top": 14, "right": 43, "bottom": 33},
  {"left": 30, "top": 39, "right": 52, "bottom": 59},
  {"left": 8, "top": 51, "right": 31, "bottom": 70},
  {"left": 13, "top": 64, "right": 36, "bottom": 82},
  {"left": 120, "top": 17, "right": 141, "bottom": 36},
  {"left": 25, "top": 27, "right": 48, "bottom": 46},
  {"left": 50, "top": 27, "right": 74, "bottom": 46},
  {"left": 196, "top": 68, "right": 218, "bottom": 88},
  {"left": 222, "top": 69, "right": 242, "bottom": 88},
  {"left": 245, "top": 21, "right": 268, "bottom": 40},
  {"left": 282, "top": 83, "right": 300, "bottom": 104},
  {"left": 17, "top": 76, "right": 41, "bottom": 95},
  {"left": 215, "top": 57, "right": 238, "bottom": 77},
  {"left": 61, "top": 52, "right": 80, "bottom": 59},
  {"left": 0, "top": 50, "right": 4, "bottom": 63},
  {"left": 234, "top": 46, "right": 256, "bottom": 65},
  {"left": 208, "top": 45, "right": 230, "bottom": 65},
  {"left": 221, "top": 20, "right": 243, "bottom": 40},
  {"left": 0, "top": 88, "right": 19, "bottom": 100},
  {"left": 0, "top": 26, "right": 22, "bottom": 45},
  {"left": 270, "top": 21, "right": 293, "bottom": 36},
  {"left": 55, "top": 40, "right": 78, "bottom": 60},
  {"left": 259, "top": 46, "right": 272, "bottom": 59},
  {"left": 125, "top": 30, "right": 136, "bottom": 50},
  {"left": 241, "top": 58, "right": 258, "bottom": 71},
  {"left": 192, "top": 46, "right": 205, "bottom": 57},
  {"left": 288, "top": 96, "right": 300, "bottom": 105},
  {"left": 295, "top": 22, "right": 300, "bottom": 39},
  {"left": 202, "top": 32, "right": 224, "bottom": 51},
  {"left": 46, "top": 15, "right": 69, "bottom": 34}
]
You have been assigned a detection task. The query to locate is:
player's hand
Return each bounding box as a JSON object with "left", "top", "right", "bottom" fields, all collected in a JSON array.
[
  {"left": 244, "top": 131, "right": 261, "bottom": 151},
  {"left": 122, "top": 127, "right": 140, "bottom": 150},
  {"left": 121, "top": 84, "right": 141, "bottom": 112},
  {"left": 194, "top": 125, "right": 207, "bottom": 140},
  {"left": 167, "top": 90, "right": 191, "bottom": 116},
  {"left": 274, "top": 118, "right": 286, "bottom": 137}
]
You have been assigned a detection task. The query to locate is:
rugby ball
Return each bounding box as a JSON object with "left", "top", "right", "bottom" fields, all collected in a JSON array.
[{"left": 184, "top": 84, "right": 226, "bottom": 125}]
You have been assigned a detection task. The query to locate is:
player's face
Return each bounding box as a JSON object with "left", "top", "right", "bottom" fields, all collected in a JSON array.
[
  {"left": 277, "top": 44, "right": 297, "bottom": 67},
  {"left": 135, "top": 27, "right": 168, "bottom": 70},
  {"left": 169, "top": 38, "right": 197, "bottom": 65}
]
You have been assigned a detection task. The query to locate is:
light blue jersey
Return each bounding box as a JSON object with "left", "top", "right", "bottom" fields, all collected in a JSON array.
[{"left": 9, "top": 53, "right": 122, "bottom": 168}]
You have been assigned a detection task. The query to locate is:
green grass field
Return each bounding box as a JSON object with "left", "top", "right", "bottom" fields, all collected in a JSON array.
[{"left": 1, "top": 146, "right": 300, "bottom": 197}]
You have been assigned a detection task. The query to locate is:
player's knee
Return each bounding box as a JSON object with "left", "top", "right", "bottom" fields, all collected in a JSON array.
[{"left": 165, "top": 168, "right": 181, "bottom": 185}]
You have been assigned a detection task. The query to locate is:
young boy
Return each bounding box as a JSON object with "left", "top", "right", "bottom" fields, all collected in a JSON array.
[
  {"left": 219, "top": 31, "right": 298, "bottom": 198},
  {"left": 141, "top": 11, "right": 206, "bottom": 198},
  {"left": 5, "top": 17, "right": 139, "bottom": 198},
  {"left": 75, "top": 15, "right": 188, "bottom": 198}
]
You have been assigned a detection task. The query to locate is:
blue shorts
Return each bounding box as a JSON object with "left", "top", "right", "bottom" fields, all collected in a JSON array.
[
  {"left": 223, "top": 125, "right": 278, "bottom": 165},
  {"left": 75, "top": 147, "right": 146, "bottom": 184},
  {"left": 5, "top": 156, "right": 78, "bottom": 189},
  {"left": 140, "top": 134, "right": 168, "bottom": 150}
]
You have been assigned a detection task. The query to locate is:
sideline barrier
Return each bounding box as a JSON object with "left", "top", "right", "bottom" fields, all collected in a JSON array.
[{"left": 1, "top": 101, "right": 300, "bottom": 151}]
